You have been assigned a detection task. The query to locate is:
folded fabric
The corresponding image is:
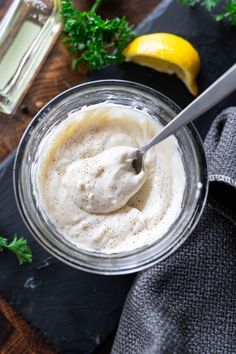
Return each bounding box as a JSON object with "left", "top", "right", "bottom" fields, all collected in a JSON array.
[{"left": 112, "top": 108, "right": 236, "bottom": 354}]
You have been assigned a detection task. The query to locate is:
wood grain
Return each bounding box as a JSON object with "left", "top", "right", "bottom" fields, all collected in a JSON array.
[
  {"left": 0, "top": 0, "right": 159, "bottom": 162},
  {"left": 0, "top": 297, "right": 55, "bottom": 353},
  {"left": 0, "top": 2, "right": 159, "bottom": 352}
]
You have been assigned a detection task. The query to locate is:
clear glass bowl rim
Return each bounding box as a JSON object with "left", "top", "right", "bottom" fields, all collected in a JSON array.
[{"left": 13, "top": 79, "right": 208, "bottom": 275}]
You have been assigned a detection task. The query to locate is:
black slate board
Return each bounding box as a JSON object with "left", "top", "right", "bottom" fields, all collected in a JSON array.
[
  {"left": 90, "top": 0, "right": 236, "bottom": 138},
  {"left": 1, "top": 1, "right": 236, "bottom": 353}
]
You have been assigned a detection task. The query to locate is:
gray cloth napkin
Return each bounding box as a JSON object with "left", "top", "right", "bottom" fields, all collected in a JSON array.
[{"left": 112, "top": 108, "right": 236, "bottom": 354}]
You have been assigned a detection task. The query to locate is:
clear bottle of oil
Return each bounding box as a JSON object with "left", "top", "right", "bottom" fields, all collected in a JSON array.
[{"left": 0, "top": 0, "right": 61, "bottom": 114}]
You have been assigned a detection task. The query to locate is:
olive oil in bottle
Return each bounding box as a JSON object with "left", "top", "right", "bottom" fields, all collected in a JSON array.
[{"left": 0, "top": 0, "right": 61, "bottom": 114}]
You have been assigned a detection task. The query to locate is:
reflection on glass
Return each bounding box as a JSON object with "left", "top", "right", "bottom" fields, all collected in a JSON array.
[{"left": 0, "top": 0, "right": 61, "bottom": 114}]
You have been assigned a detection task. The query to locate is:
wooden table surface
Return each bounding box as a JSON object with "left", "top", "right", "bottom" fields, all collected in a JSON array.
[
  {"left": 1, "top": 3, "right": 161, "bottom": 352},
  {"left": 0, "top": 0, "right": 159, "bottom": 162}
]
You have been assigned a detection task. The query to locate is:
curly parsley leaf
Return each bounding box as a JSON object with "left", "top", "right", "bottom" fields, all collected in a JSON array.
[
  {"left": 215, "top": 0, "right": 236, "bottom": 25},
  {"left": 61, "top": 0, "right": 135, "bottom": 70},
  {"left": 0, "top": 235, "right": 32, "bottom": 265},
  {"left": 180, "top": 0, "right": 236, "bottom": 26}
]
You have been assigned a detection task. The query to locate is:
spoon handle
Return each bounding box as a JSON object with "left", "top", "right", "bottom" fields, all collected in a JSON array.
[{"left": 142, "top": 63, "right": 236, "bottom": 153}]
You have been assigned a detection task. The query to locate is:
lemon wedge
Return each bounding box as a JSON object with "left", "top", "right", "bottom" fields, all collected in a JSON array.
[{"left": 123, "top": 33, "right": 201, "bottom": 96}]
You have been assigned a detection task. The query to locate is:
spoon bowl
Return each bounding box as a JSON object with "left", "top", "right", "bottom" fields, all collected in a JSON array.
[{"left": 14, "top": 79, "right": 208, "bottom": 274}]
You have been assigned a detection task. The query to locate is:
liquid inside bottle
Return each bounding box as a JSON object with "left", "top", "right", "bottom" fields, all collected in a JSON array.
[{"left": 0, "top": 0, "right": 61, "bottom": 114}]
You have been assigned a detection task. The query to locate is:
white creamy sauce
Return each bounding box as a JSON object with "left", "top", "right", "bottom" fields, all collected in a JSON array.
[
  {"left": 36, "top": 103, "right": 186, "bottom": 253},
  {"left": 62, "top": 146, "right": 146, "bottom": 214}
]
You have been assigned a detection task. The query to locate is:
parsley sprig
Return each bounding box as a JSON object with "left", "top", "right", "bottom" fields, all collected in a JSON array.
[
  {"left": 0, "top": 235, "right": 32, "bottom": 265},
  {"left": 61, "top": 0, "right": 135, "bottom": 70},
  {"left": 180, "top": 0, "right": 236, "bottom": 26}
]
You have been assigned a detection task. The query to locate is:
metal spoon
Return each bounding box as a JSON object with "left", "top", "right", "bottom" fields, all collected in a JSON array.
[{"left": 133, "top": 63, "right": 236, "bottom": 174}]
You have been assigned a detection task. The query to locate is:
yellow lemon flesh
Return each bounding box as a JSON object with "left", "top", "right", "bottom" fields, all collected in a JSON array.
[{"left": 123, "top": 33, "right": 201, "bottom": 96}]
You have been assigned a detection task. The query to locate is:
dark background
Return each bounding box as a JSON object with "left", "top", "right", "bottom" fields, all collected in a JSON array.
[{"left": 0, "top": 0, "right": 236, "bottom": 353}]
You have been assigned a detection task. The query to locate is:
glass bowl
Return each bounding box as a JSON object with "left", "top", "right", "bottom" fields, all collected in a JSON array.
[{"left": 13, "top": 80, "right": 208, "bottom": 275}]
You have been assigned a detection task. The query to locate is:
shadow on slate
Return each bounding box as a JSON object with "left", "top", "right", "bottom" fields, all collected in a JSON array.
[
  {"left": 89, "top": 0, "right": 236, "bottom": 139},
  {"left": 0, "top": 151, "right": 135, "bottom": 354},
  {"left": 1, "top": 0, "right": 236, "bottom": 353}
]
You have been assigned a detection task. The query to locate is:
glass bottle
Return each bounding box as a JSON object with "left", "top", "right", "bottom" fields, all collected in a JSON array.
[{"left": 0, "top": 0, "right": 61, "bottom": 114}]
